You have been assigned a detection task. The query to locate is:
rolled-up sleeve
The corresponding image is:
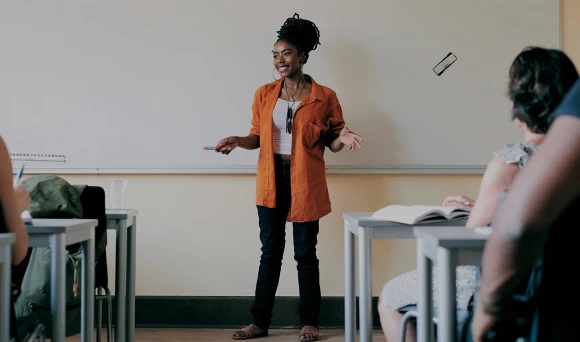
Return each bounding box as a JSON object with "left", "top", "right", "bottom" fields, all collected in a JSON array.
[
  {"left": 249, "top": 88, "right": 262, "bottom": 136},
  {"left": 322, "top": 100, "right": 346, "bottom": 147}
]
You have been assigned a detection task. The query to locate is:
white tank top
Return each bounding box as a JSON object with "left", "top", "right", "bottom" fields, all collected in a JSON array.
[{"left": 273, "top": 98, "right": 300, "bottom": 154}]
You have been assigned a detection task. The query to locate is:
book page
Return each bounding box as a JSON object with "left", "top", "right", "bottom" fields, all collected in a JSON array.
[
  {"left": 411, "top": 205, "right": 467, "bottom": 216},
  {"left": 371, "top": 205, "right": 469, "bottom": 224},
  {"left": 371, "top": 205, "right": 444, "bottom": 224}
]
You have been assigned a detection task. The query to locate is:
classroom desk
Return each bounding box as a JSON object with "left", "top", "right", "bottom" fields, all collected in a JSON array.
[
  {"left": 414, "top": 227, "right": 488, "bottom": 342},
  {"left": 27, "top": 219, "right": 97, "bottom": 342},
  {"left": 106, "top": 209, "right": 138, "bottom": 342},
  {"left": 0, "top": 233, "right": 15, "bottom": 342},
  {"left": 342, "top": 213, "right": 467, "bottom": 342}
]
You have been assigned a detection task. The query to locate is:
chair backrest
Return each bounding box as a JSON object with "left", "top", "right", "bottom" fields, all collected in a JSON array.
[{"left": 79, "top": 185, "right": 109, "bottom": 288}]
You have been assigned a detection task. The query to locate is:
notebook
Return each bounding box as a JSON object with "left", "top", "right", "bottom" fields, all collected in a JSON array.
[
  {"left": 371, "top": 205, "right": 470, "bottom": 224},
  {"left": 22, "top": 210, "right": 33, "bottom": 225}
]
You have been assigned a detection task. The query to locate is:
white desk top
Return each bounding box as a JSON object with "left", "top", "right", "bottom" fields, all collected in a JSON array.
[
  {"left": 0, "top": 233, "right": 16, "bottom": 246},
  {"left": 413, "top": 227, "right": 488, "bottom": 249},
  {"left": 27, "top": 219, "right": 98, "bottom": 234},
  {"left": 106, "top": 209, "right": 139, "bottom": 220},
  {"left": 343, "top": 212, "right": 467, "bottom": 228},
  {"left": 26, "top": 219, "right": 98, "bottom": 247}
]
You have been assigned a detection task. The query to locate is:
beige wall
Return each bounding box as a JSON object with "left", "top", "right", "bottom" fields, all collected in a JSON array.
[
  {"left": 52, "top": 1, "right": 579, "bottom": 297},
  {"left": 562, "top": 0, "right": 580, "bottom": 66}
]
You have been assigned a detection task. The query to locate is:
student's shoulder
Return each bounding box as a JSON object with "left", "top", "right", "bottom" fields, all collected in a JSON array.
[
  {"left": 554, "top": 79, "right": 580, "bottom": 119},
  {"left": 494, "top": 142, "right": 538, "bottom": 168},
  {"left": 482, "top": 154, "right": 520, "bottom": 187}
]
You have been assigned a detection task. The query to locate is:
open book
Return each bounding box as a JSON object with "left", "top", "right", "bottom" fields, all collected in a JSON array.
[{"left": 371, "top": 205, "right": 469, "bottom": 224}]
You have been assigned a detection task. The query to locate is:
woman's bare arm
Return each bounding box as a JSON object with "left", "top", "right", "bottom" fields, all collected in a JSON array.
[
  {"left": 465, "top": 156, "right": 520, "bottom": 228},
  {"left": 478, "top": 115, "right": 580, "bottom": 306}
]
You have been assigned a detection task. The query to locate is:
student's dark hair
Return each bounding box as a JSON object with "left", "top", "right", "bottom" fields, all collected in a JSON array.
[
  {"left": 276, "top": 13, "right": 321, "bottom": 64},
  {"left": 508, "top": 46, "right": 579, "bottom": 134}
]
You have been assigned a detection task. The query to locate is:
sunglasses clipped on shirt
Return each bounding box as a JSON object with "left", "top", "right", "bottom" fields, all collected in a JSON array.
[{"left": 286, "top": 107, "right": 294, "bottom": 134}]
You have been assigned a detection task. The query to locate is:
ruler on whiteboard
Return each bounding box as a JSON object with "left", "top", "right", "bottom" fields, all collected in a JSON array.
[{"left": 10, "top": 153, "right": 66, "bottom": 163}]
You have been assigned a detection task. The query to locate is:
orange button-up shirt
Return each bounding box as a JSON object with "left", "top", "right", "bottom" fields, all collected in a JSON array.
[{"left": 249, "top": 76, "right": 345, "bottom": 223}]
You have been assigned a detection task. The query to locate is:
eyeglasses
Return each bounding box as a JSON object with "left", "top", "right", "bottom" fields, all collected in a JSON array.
[{"left": 286, "top": 107, "right": 293, "bottom": 134}]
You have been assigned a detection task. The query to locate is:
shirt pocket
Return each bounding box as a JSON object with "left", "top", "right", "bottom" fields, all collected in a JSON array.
[{"left": 301, "top": 122, "right": 323, "bottom": 149}]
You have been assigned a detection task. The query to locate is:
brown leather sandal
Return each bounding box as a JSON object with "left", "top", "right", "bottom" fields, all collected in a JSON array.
[
  {"left": 232, "top": 324, "right": 269, "bottom": 340},
  {"left": 299, "top": 326, "right": 319, "bottom": 341}
]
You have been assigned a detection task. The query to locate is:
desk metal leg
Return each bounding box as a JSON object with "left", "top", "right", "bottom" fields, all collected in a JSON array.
[
  {"left": 126, "top": 218, "right": 137, "bottom": 342},
  {"left": 417, "top": 239, "right": 434, "bottom": 342},
  {"left": 358, "top": 227, "right": 372, "bottom": 342},
  {"left": 115, "top": 220, "right": 128, "bottom": 342},
  {"left": 81, "top": 233, "right": 95, "bottom": 342},
  {"left": 438, "top": 247, "right": 457, "bottom": 342},
  {"left": 51, "top": 234, "right": 66, "bottom": 342},
  {"left": 344, "top": 220, "right": 355, "bottom": 342},
  {"left": 0, "top": 247, "right": 11, "bottom": 342},
  {"left": 97, "top": 287, "right": 103, "bottom": 342}
]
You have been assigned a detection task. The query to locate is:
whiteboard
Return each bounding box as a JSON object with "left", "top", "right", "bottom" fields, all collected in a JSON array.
[{"left": 0, "top": 0, "right": 561, "bottom": 174}]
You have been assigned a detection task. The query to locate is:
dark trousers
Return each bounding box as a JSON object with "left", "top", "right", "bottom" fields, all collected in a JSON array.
[{"left": 250, "top": 155, "right": 321, "bottom": 330}]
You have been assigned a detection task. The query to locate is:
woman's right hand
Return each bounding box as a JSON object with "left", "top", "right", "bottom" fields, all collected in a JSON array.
[
  {"left": 216, "top": 136, "right": 239, "bottom": 155},
  {"left": 443, "top": 195, "right": 475, "bottom": 210},
  {"left": 14, "top": 184, "right": 30, "bottom": 214}
]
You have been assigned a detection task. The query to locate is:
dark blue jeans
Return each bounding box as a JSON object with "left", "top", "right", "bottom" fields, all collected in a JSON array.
[{"left": 250, "top": 155, "right": 321, "bottom": 330}]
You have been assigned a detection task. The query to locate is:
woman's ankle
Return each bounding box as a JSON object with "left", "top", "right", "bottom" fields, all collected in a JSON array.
[{"left": 249, "top": 322, "right": 267, "bottom": 331}]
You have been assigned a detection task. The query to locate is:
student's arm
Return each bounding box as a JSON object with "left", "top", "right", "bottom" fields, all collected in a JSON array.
[
  {"left": 464, "top": 156, "right": 519, "bottom": 228},
  {"left": 0, "top": 137, "right": 29, "bottom": 264},
  {"left": 472, "top": 80, "right": 580, "bottom": 341},
  {"left": 477, "top": 115, "right": 580, "bottom": 308}
]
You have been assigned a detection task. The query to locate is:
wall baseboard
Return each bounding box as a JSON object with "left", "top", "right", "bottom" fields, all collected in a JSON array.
[{"left": 99, "top": 296, "right": 381, "bottom": 329}]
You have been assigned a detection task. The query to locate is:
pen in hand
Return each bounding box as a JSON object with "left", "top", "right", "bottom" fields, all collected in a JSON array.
[
  {"left": 12, "top": 165, "right": 32, "bottom": 223},
  {"left": 13, "top": 165, "right": 24, "bottom": 186},
  {"left": 453, "top": 200, "right": 471, "bottom": 206},
  {"left": 203, "top": 146, "right": 226, "bottom": 152}
]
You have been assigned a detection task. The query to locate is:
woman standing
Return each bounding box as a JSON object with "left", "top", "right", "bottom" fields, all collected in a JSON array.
[{"left": 216, "top": 13, "right": 363, "bottom": 341}]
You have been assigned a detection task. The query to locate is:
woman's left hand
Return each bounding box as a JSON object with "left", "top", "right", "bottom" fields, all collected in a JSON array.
[
  {"left": 443, "top": 195, "right": 475, "bottom": 210},
  {"left": 339, "top": 127, "right": 363, "bottom": 151}
]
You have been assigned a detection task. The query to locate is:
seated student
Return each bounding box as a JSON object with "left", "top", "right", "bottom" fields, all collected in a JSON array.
[
  {"left": 377, "top": 47, "right": 580, "bottom": 342},
  {"left": 0, "top": 136, "right": 30, "bottom": 265},
  {"left": 0, "top": 137, "right": 36, "bottom": 341},
  {"left": 471, "top": 80, "right": 580, "bottom": 341}
]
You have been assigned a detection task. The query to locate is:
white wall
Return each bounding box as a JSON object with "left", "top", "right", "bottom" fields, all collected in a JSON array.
[
  {"left": 15, "top": 0, "right": 580, "bottom": 297},
  {"left": 1, "top": 0, "right": 560, "bottom": 171}
]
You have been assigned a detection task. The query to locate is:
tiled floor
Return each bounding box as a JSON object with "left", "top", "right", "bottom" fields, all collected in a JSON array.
[{"left": 64, "top": 328, "right": 387, "bottom": 341}]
